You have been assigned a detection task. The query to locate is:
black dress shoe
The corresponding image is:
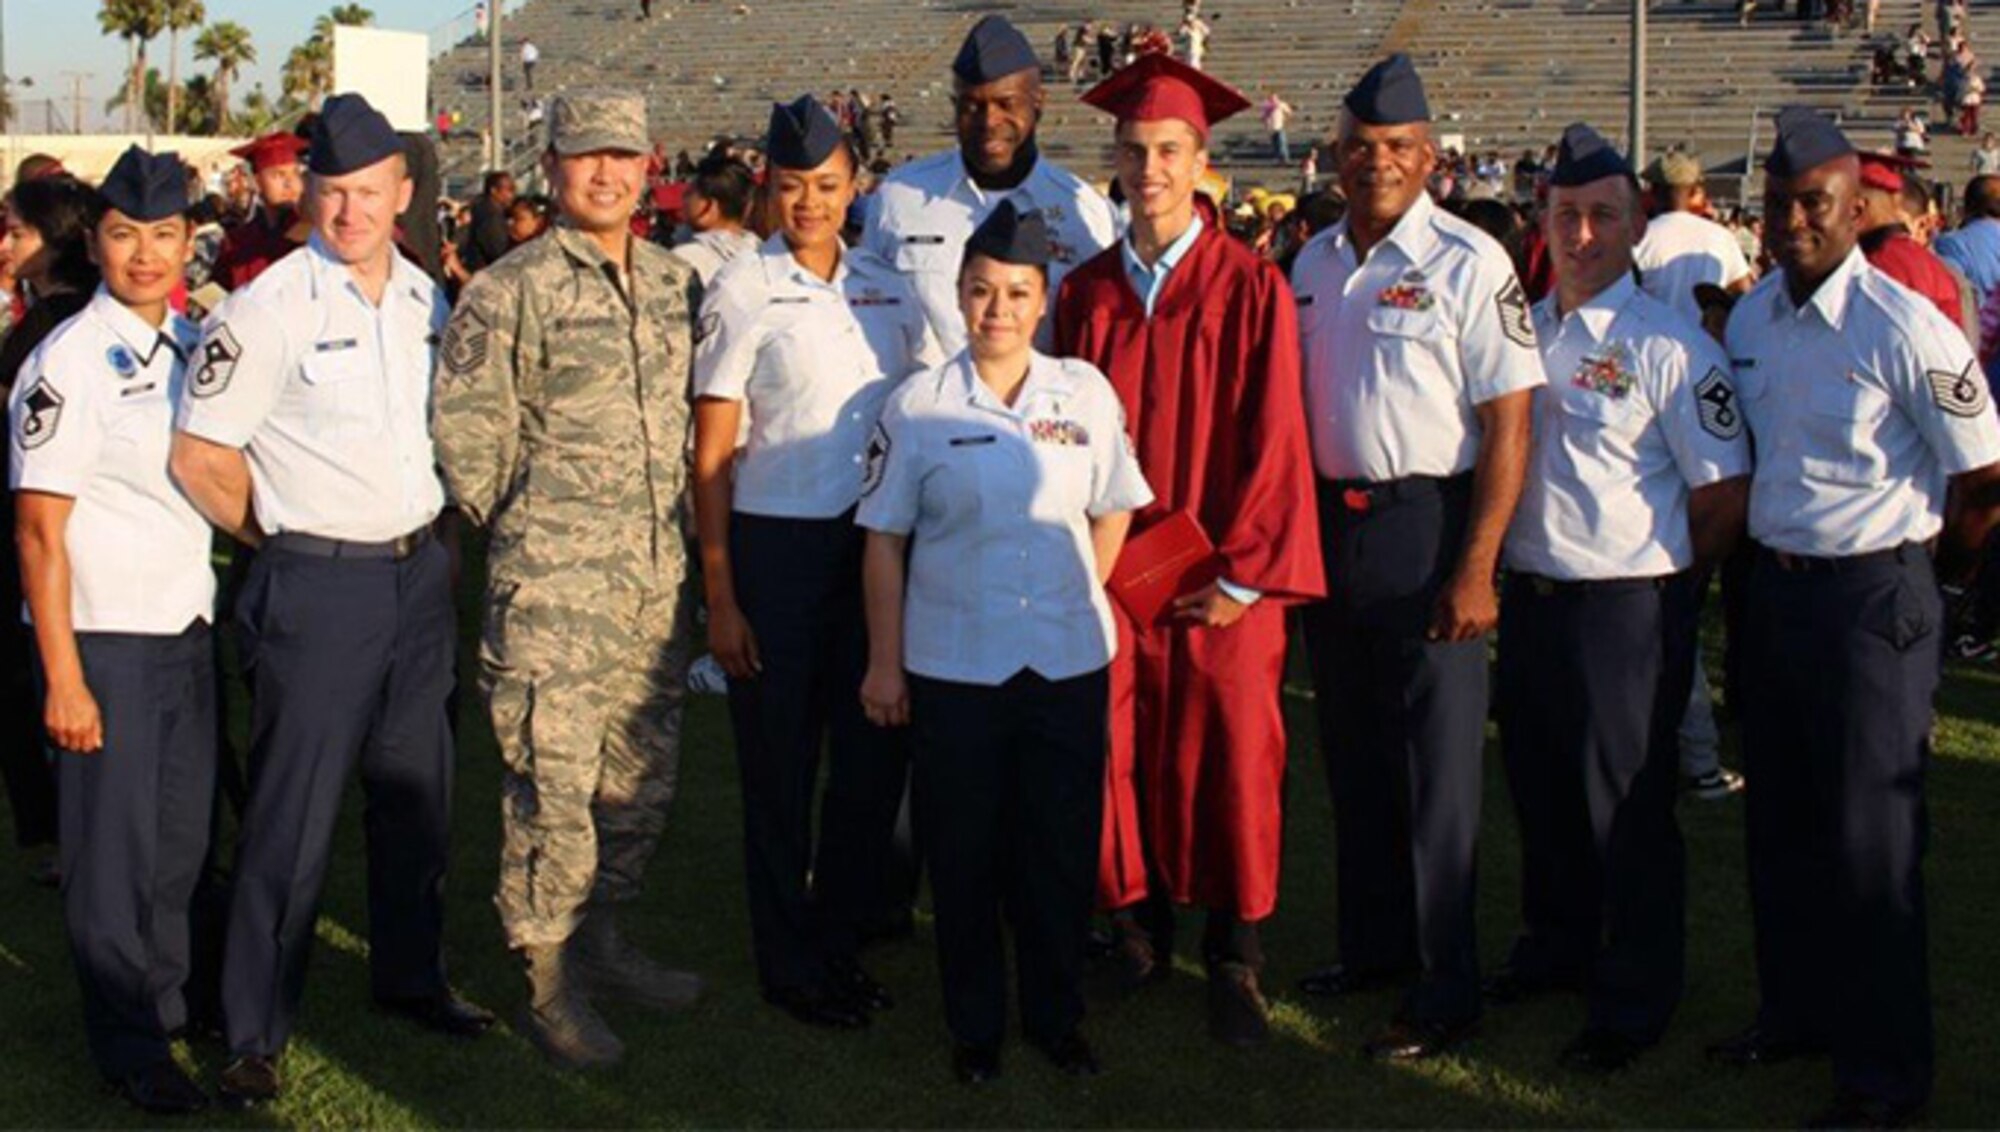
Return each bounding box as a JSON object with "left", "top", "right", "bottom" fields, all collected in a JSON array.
[
  {"left": 1558, "top": 1028, "right": 1647, "bottom": 1074},
  {"left": 766, "top": 984, "right": 870, "bottom": 1030},
  {"left": 1207, "top": 961, "right": 1271, "bottom": 1048},
  {"left": 1804, "top": 1091, "right": 1924, "bottom": 1129},
  {"left": 377, "top": 992, "right": 497, "bottom": 1038},
  {"left": 826, "top": 958, "right": 894, "bottom": 1011},
  {"left": 1362, "top": 1017, "right": 1477, "bottom": 1062},
  {"left": 1705, "top": 1023, "right": 1823, "bottom": 1067},
  {"left": 216, "top": 1055, "right": 280, "bottom": 1109},
  {"left": 1297, "top": 962, "right": 1395, "bottom": 998},
  {"left": 1482, "top": 965, "right": 1581, "bottom": 1005},
  {"left": 112, "top": 1061, "right": 209, "bottom": 1115},
  {"left": 1030, "top": 1029, "right": 1102, "bottom": 1077},
  {"left": 952, "top": 1041, "right": 1002, "bottom": 1084}
]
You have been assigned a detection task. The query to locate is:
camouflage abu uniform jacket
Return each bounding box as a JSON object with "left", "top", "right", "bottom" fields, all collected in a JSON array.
[{"left": 434, "top": 226, "right": 701, "bottom": 599}]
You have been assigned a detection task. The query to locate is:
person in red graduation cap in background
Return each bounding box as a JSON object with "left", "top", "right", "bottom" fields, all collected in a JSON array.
[
  {"left": 212, "top": 132, "right": 310, "bottom": 291},
  {"left": 1856, "top": 150, "right": 1966, "bottom": 329},
  {"left": 1054, "top": 52, "right": 1324, "bottom": 1049}
]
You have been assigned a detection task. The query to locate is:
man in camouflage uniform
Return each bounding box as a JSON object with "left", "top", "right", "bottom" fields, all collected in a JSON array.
[{"left": 433, "top": 91, "right": 704, "bottom": 1070}]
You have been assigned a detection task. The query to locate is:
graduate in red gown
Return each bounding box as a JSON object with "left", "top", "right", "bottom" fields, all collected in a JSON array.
[
  {"left": 1856, "top": 151, "right": 1966, "bottom": 327},
  {"left": 213, "top": 133, "right": 310, "bottom": 290},
  {"left": 1054, "top": 53, "right": 1324, "bottom": 1047}
]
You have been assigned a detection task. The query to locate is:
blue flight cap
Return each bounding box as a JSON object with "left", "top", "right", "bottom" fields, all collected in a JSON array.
[
  {"left": 99, "top": 145, "right": 189, "bottom": 221},
  {"left": 765, "top": 95, "right": 845, "bottom": 170},
  {"left": 1764, "top": 106, "right": 1855, "bottom": 179},
  {"left": 309, "top": 92, "right": 404, "bottom": 176},
  {"left": 953, "top": 15, "right": 1040, "bottom": 86},
  {"left": 1344, "top": 53, "right": 1430, "bottom": 126},
  {"left": 1548, "top": 122, "right": 1633, "bottom": 187},
  {"left": 961, "top": 199, "right": 1050, "bottom": 269}
]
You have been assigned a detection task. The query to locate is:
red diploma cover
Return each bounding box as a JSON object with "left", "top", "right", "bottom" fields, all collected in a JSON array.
[{"left": 1105, "top": 510, "right": 1225, "bottom": 627}]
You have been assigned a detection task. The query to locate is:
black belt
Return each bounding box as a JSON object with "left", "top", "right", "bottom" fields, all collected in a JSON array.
[
  {"left": 266, "top": 526, "right": 434, "bottom": 562},
  {"left": 1512, "top": 571, "right": 1671, "bottom": 596},
  {"left": 1323, "top": 473, "right": 1469, "bottom": 515},
  {"left": 1758, "top": 541, "right": 1918, "bottom": 575}
]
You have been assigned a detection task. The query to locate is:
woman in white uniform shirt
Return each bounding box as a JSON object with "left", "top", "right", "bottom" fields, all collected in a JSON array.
[
  {"left": 857, "top": 201, "right": 1152, "bottom": 1084},
  {"left": 691, "top": 95, "right": 939, "bottom": 1030},
  {"left": 8, "top": 147, "right": 216, "bottom": 1114}
]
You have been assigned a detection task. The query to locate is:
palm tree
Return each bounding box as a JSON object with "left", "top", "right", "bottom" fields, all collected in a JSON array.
[
  {"left": 161, "top": 0, "right": 204, "bottom": 135},
  {"left": 194, "top": 20, "right": 254, "bottom": 133},
  {"left": 327, "top": 4, "right": 375, "bottom": 27},
  {"left": 282, "top": 36, "right": 333, "bottom": 111},
  {"left": 98, "top": 0, "right": 167, "bottom": 133}
]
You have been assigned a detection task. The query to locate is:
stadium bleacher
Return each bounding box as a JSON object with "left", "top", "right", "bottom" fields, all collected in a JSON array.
[{"left": 425, "top": 0, "right": 1997, "bottom": 199}]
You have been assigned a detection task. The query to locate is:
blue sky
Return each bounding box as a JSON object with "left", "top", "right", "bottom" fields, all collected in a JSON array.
[{"left": 7, "top": 0, "right": 474, "bottom": 132}]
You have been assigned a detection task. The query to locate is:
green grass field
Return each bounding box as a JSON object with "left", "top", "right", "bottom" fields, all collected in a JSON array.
[{"left": 2, "top": 568, "right": 1997, "bottom": 1129}]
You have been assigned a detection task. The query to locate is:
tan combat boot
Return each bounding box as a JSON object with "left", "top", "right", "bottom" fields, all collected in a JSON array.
[
  {"left": 520, "top": 942, "right": 625, "bottom": 1069},
  {"left": 572, "top": 907, "right": 705, "bottom": 1014}
]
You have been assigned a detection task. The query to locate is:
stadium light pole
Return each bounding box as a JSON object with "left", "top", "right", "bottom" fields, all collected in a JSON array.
[
  {"left": 1630, "top": 0, "right": 1648, "bottom": 166},
  {"left": 488, "top": 1, "right": 504, "bottom": 171}
]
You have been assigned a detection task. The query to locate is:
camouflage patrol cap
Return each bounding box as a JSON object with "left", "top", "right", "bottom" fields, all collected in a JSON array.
[{"left": 548, "top": 91, "right": 650, "bottom": 156}]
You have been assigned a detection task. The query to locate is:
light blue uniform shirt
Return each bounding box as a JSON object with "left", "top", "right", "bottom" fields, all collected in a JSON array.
[
  {"left": 1507, "top": 273, "right": 1752, "bottom": 580},
  {"left": 1727, "top": 248, "right": 2000, "bottom": 557},
  {"left": 856, "top": 351, "right": 1153, "bottom": 686},
  {"left": 1121, "top": 214, "right": 1204, "bottom": 316}
]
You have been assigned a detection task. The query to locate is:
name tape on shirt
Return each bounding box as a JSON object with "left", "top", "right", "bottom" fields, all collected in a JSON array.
[
  {"left": 1694, "top": 366, "right": 1744, "bottom": 439},
  {"left": 849, "top": 289, "right": 903, "bottom": 308},
  {"left": 1927, "top": 361, "right": 1991, "bottom": 419},
  {"left": 190, "top": 324, "right": 242, "bottom": 399},
  {"left": 16, "top": 379, "right": 63, "bottom": 449},
  {"left": 1496, "top": 277, "right": 1536, "bottom": 348}
]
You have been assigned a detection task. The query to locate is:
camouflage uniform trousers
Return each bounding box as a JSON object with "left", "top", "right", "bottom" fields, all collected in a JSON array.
[{"left": 484, "top": 576, "right": 695, "bottom": 949}]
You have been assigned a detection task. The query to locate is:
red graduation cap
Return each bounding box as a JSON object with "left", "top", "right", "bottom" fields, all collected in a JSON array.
[
  {"left": 228, "top": 132, "right": 309, "bottom": 173},
  {"left": 1079, "top": 53, "right": 1251, "bottom": 140},
  {"left": 1857, "top": 150, "right": 1928, "bottom": 193}
]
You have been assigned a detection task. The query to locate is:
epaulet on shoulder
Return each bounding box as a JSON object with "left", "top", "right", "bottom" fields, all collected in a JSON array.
[
  {"left": 705, "top": 249, "right": 769, "bottom": 301},
  {"left": 1429, "top": 208, "right": 1509, "bottom": 261},
  {"left": 881, "top": 150, "right": 958, "bottom": 192},
  {"left": 35, "top": 306, "right": 96, "bottom": 360}
]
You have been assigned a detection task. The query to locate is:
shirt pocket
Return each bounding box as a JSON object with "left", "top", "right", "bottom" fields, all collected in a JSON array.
[
  {"left": 1554, "top": 384, "right": 1642, "bottom": 469},
  {"left": 298, "top": 348, "right": 382, "bottom": 441},
  {"left": 893, "top": 240, "right": 955, "bottom": 281},
  {"left": 1365, "top": 303, "right": 1452, "bottom": 399},
  {"left": 1800, "top": 378, "right": 1892, "bottom": 486},
  {"left": 105, "top": 382, "right": 173, "bottom": 448}
]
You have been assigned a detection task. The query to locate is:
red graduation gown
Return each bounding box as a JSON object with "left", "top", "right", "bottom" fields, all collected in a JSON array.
[
  {"left": 213, "top": 208, "right": 305, "bottom": 291},
  {"left": 1861, "top": 224, "right": 1965, "bottom": 328},
  {"left": 1055, "top": 213, "right": 1325, "bottom": 921}
]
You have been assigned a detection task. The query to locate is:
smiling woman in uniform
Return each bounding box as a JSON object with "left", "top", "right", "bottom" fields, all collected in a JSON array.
[
  {"left": 9, "top": 146, "right": 217, "bottom": 1116},
  {"left": 856, "top": 200, "right": 1152, "bottom": 1084},
  {"left": 691, "top": 94, "right": 940, "bottom": 1032}
]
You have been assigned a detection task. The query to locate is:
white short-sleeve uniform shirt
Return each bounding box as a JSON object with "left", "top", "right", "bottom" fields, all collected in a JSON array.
[
  {"left": 1727, "top": 248, "right": 2000, "bottom": 556},
  {"left": 1634, "top": 209, "right": 1753, "bottom": 328},
  {"left": 8, "top": 288, "right": 215, "bottom": 633},
  {"left": 855, "top": 351, "right": 1152, "bottom": 686},
  {"left": 1506, "top": 273, "right": 1753, "bottom": 580},
  {"left": 175, "top": 236, "right": 449, "bottom": 542}
]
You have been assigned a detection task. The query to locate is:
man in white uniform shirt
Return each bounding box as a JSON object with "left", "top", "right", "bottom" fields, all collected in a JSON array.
[
  {"left": 1489, "top": 124, "right": 1751, "bottom": 1075},
  {"left": 169, "top": 94, "right": 492, "bottom": 1109},
  {"left": 1706, "top": 107, "right": 2000, "bottom": 1129},
  {"left": 1634, "top": 151, "right": 1754, "bottom": 326},
  {"left": 862, "top": 15, "right": 1118, "bottom": 356}
]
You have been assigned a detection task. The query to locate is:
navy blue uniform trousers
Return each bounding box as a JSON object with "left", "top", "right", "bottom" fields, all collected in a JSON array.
[
  {"left": 726, "top": 511, "right": 908, "bottom": 994},
  {"left": 1302, "top": 474, "right": 1486, "bottom": 1025},
  {"left": 1741, "top": 545, "right": 1936, "bottom": 1108},
  {"left": 222, "top": 538, "right": 456, "bottom": 1057},
  {"left": 1496, "top": 571, "right": 1693, "bottom": 1043},
  {"left": 56, "top": 622, "right": 215, "bottom": 1078},
  {"left": 910, "top": 667, "right": 1108, "bottom": 1048}
]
